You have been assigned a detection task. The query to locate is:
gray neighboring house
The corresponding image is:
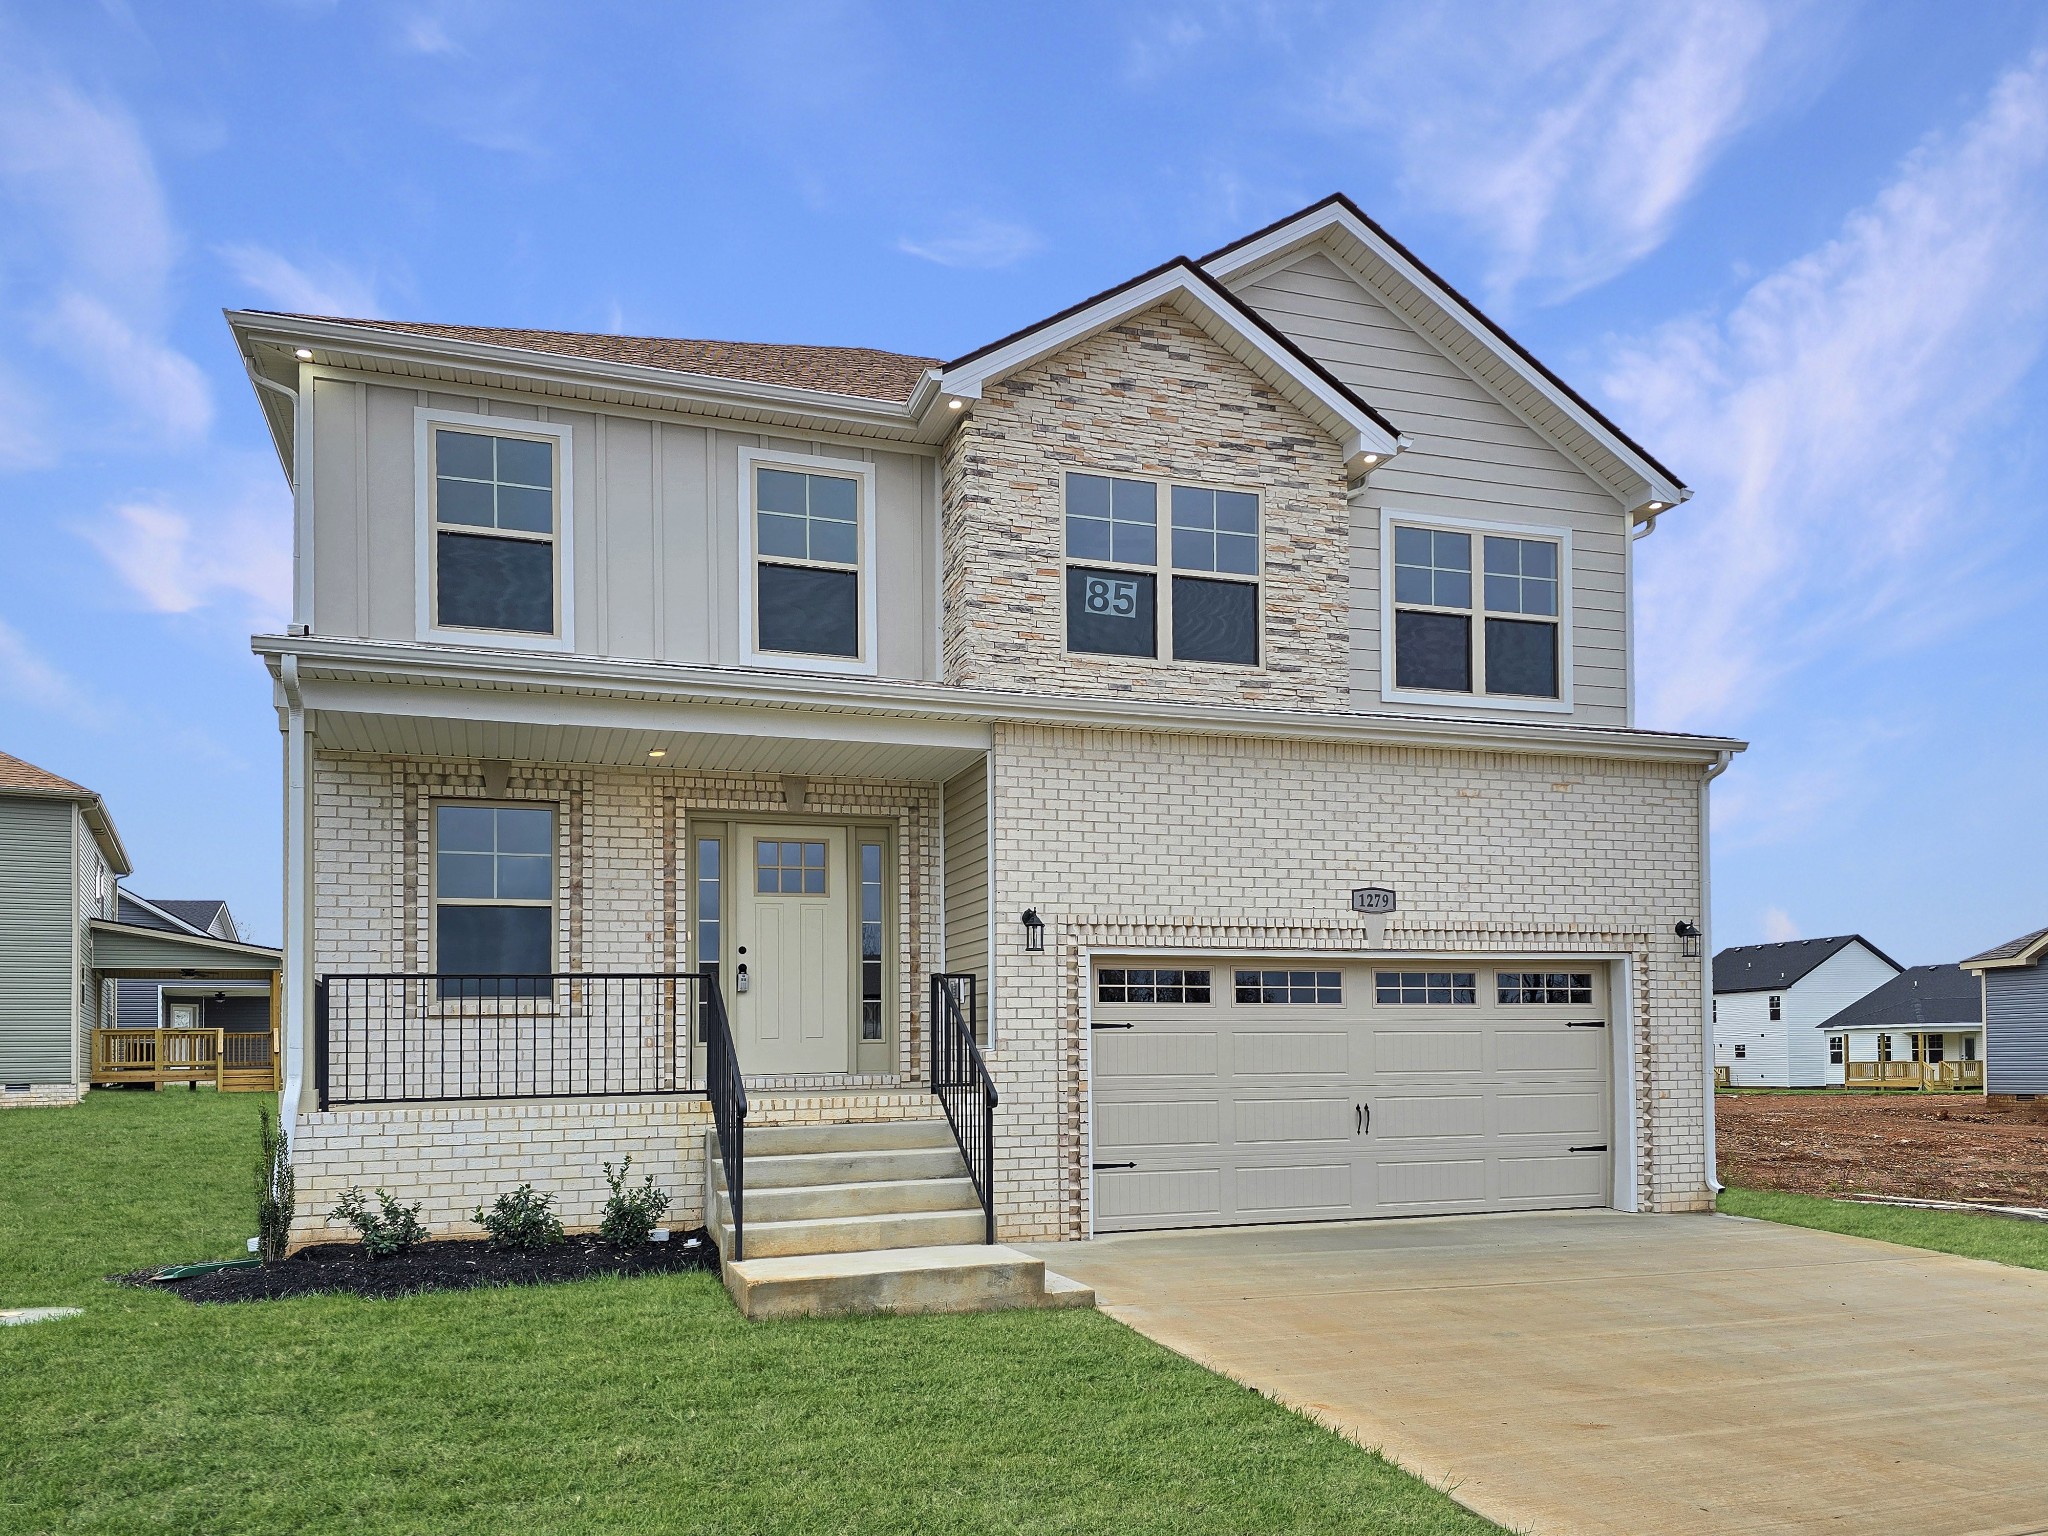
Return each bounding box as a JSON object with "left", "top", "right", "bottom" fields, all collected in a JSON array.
[
  {"left": 1961, "top": 927, "right": 2048, "bottom": 1100},
  {"left": 0, "top": 748, "right": 282, "bottom": 1106},
  {"left": 113, "top": 893, "right": 275, "bottom": 1043}
]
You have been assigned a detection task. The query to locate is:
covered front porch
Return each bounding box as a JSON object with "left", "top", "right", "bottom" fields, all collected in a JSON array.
[{"left": 88, "top": 921, "right": 282, "bottom": 1093}]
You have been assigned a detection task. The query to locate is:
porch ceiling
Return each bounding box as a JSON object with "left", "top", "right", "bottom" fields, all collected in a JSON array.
[
  {"left": 90, "top": 920, "right": 281, "bottom": 981},
  {"left": 309, "top": 688, "right": 989, "bottom": 781}
]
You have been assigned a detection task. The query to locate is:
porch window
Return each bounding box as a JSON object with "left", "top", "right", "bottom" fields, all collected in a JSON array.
[
  {"left": 859, "top": 839, "right": 884, "bottom": 1043},
  {"left": 433, "top": 804, "right": 553, "bottom": 993},
  {"left": 1375, "top": 971, "right": 1477, "bottom": 1005},
  {"left": 1829, "top": 1034, "right": 1845, "bottom": 1065},
  {"left": 1963, "top": 1035, "right": 1977, "bottom": 1061},
  {"left": 751, "top": 463, "right": 865, "bottom": 661},
  {"left": 431, "top": 428, "right": 559, "bottom": 636},
  {"left": 1877, "top": 1033, "right": 1892, "bottom": 1062}
]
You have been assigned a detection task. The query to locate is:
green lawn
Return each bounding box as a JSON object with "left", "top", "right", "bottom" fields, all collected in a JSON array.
[
  {"left": 1719, "top": 1186, "right": 2048, "bottom": 1271},
  {"left": 0, "top": 1092, "right": 1497, "bottom": 1536}
]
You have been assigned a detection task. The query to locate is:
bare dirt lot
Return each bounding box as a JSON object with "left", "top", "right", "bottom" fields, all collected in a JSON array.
[{"left": 1716, "top": 1092, "right": 2048, "bottom": 1205}]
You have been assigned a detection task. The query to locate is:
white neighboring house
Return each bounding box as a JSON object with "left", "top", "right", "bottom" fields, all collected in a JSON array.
[
  {"left": 1815, "top": 963, "right": 1982, "bottom": 1088},
  {"left": 1713, "top": 937, "right": 1902, "bottom": 1088}
]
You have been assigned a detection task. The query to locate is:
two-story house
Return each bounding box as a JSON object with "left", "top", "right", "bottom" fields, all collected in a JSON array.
[
  {"left": 1712, "top": 936, "right": 1902, "bottom": 1088},
  {"left": 234, "top": 194, "right": 1742, "bottom": 1315}
]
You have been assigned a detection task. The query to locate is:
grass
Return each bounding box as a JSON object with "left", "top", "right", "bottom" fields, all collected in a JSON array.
[
  {"left": 0, "top": 1092, "right": 1498, "bottom": 1536},
  {"left": 1719, "top": 1186, "right": 2048, "bottom": 1272}
]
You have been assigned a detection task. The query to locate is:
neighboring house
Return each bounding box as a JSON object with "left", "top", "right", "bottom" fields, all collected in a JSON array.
[
  {"left": 0, "top": 748, "right": 282, "bottom": 1107},
  {"left": 1816, "top": 964, "right": 1983, "bottom": 1090},
  {"left": 1961, "top": 926, "right": 2048, "bottom": 1100},
  {"left": 1712, "top": 937, "right": 1901, "bottom": 1088},
  {"left": 113, "top": 893, "right": 276, "bottom": 1057},
  {"left": 232, "top": 192, "right": 1743, "bottom": 1300}
]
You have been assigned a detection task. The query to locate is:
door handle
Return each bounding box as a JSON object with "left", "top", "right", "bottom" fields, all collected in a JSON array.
[
  {"left": 1356, "top": 1102, "right": 1370, "bottom": 1136},
  {"left": 734, "top": 962, "right": 750, "bottom": 994}
]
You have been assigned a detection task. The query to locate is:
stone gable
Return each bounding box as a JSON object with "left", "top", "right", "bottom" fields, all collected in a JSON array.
[{"left": 941, "top": 305, "right": 1351, "bottom": 708}]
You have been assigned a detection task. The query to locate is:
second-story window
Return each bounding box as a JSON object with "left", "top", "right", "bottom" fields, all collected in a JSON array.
[
  {"left": 1065, "top": 472, "right": 1261, "bottom": 666},
  {"left": 1389, "top": 518, "right": 1564, "bottom": 703},
  {"left": 741, "top": 451, "right": 877, "bottom": 671},
  {"left": 431, "top": 428, "right": 559, "bottom": 636}
]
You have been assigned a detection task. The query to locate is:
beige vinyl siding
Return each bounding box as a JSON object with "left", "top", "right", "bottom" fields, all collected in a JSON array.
[
  {"left": 0, "top": 797, "right": 79, "bottom": 1082},
  {"left": 309, "top": 378, "right": 941, "bottom": 679},
  {"left": 1234, "top": 252, "right": 1634, "bottom": 726},
  {"left": 942, "top": 763, "right": 989, "bottom": 1021}
]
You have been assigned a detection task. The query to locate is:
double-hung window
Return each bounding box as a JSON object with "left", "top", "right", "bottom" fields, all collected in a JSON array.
[
  {"left": 743, "top": 451, "right": 876, "bottom": 671},
  {"left": 1065, "top": 472, "right": 1261, "bottom": 665},
  {"left": 426, "top": 421, "right": 565, "bottom": 639},
  {"left": 1385, "top": 513, "right": 1567, "bottom": 706},
  {"left": 433, "top": 804, "right": 554, "bottom": 995}
]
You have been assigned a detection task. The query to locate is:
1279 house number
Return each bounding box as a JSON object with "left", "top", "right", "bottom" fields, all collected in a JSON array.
[{"left": 1350, "top": 886, "right": 1396, "bottom": 914}]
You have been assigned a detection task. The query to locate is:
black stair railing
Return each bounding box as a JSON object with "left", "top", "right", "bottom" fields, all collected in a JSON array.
[
  {"left": 930, "top": 973, "right": 997, "bottom": 1244},
  {"left": 701, "top": 967, "right": 748, "bottom": 1261}
]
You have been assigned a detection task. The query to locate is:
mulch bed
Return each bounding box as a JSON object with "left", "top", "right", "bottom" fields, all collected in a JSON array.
[
  {"left": 1717, "top": 1093, "right": 2048, "bottom": 1206},
  {"left": 124, "top": 1228, "right": 718, "bottom": 1304}
]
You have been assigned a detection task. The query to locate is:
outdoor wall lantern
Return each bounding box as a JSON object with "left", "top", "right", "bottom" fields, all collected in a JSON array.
[
  {"left": 1674, "top": 921, "right": 1703, "bottom": 959},
  {"left": 1021, "top": 908, "right": 1045, "bottom": 953}
]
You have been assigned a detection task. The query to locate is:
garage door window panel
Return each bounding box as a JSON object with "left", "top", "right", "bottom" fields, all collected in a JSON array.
[
  {"left": 1375, "top": 971, "right": 1477, "bottom": 1005},
  {"left": 1234, "top": 969, "right": 1342, "bottom": 1004},
  {"left": 1497, "top": 972, "right": 1594, "bottom": 1005},
  {"left": 1098, "top": 968, "right": 1212, "bottom": 1004}
]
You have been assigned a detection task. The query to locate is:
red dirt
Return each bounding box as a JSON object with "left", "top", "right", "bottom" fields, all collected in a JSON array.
[{"left": 1715, "top": 1093, "right": 2048, "bottom": 1206}]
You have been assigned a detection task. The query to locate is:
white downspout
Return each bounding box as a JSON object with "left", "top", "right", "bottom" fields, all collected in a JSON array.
[
  {"left": 279, "top": 654, "right": 309, "bottom": 1153},
  {"left": 1701, "top": 748, "right": 1734, "bottom": 1194}
]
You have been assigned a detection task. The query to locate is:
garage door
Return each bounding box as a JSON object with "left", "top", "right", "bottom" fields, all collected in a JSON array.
[{"left": 1091, "top": 959, "right": 1613, "bottom": 1232}]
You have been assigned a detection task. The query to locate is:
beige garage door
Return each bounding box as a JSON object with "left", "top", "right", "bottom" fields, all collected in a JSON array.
[{"left": 1091, "top": 959, "right": 1614, "bottom": 1233}]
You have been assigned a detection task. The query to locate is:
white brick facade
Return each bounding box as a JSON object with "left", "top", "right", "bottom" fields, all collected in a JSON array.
[{"left": 0, "top": 1083, "right": 85, "bottom": 1109}]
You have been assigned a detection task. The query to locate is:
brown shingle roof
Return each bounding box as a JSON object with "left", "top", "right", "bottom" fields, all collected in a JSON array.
[
  {"left": 1963, "top": 927, "right": 2048, "bottom": 967},
  {"left": 0, "top": 748, "right": 95, "bottom": 799},
  {"left": 276, "top": 313, "right": 939, "bottom": 403}
]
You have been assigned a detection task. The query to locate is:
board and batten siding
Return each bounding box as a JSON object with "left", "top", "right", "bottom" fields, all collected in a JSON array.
[
  {"left": 941, "top": 762, "right": 990, "bottom": 1036},
  {"left": 307, "top": 376, "right": 942, "bottom": 680},
  {"left": 0, "top": 797, "right": 80, "bottom": 1082},
  {"left": 1232, "top": 252, "right": 1635, "bottom": 726},
  {"left": 1985, "top": 966, "right": 2048, "bottom": 1095}
]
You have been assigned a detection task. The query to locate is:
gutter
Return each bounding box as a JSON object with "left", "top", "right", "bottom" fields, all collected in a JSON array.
[
  {"left": 278, "top": 654, "right": 309, "bottom": 1155},
  {"left": 1701, "top": 747, "right": 1735, "bottom": 1195}
]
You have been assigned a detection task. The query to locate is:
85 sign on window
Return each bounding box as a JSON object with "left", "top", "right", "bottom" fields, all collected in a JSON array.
[{"left": 1083, "top": 575, "right": 1141, "bottom": 618}]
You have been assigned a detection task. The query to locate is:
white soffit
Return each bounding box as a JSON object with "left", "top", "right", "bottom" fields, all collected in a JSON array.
[
  {"left": 935, "top": 262, "right": 1403, "bottom": 465},
  {"left": 1202, "top": 201, "right": 1687, "bottom": 513}
]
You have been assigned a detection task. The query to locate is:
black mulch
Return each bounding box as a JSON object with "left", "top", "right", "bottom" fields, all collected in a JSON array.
[{"left": 122, "top": 1228, "right": 719, "bottom": 1304}]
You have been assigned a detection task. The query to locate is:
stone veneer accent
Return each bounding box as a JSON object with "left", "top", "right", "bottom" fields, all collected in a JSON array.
[
  {"left": 940, "top": 304, "right": 1352, "bottom": 709},
  {"left": 0, "top": 1083, "right": 84, "bottom": 1109},
  {"left": 979, "top": 723, "right": 1715, "bottom": 1240}
]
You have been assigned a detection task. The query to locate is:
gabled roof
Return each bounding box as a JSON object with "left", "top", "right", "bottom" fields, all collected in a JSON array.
[
  {"left": 0, "top": 748, "right": 131, "bottom": 875},
  {"left": 1713, "top": 935, "right": 1902, "bottom": 995},
  {"left": 1818, "top": 965, "right": 1981, "bottom": 1031},
  {"left": 1961, "top": 926, "right": 2048, "bottom": 971},
  {"left": 247, "top": 313, "right": 938, "bottom": 403},
  {"left": 151, "top": 899, "right": 236, "bottom": 940},
  {"left": 118, "top": 891, "right": 238, "bottom": 942},
  {"left": 937, "top": 257, "right": 1403, "bottom": 469},
  {"left": 1199, "top": 193, "right": 1687, "bottom": 516}
]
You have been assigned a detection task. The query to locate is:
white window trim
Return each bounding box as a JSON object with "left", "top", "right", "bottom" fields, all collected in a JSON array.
[
  {"left": 1060, "top": 471, "right": 1267, "bottom": 671},
  {"left": 1378, "top": 506, "right": 1574, "bottom": 714},
  {"left": 737, "top": 446, "right": 879, "bottom": 676},
  {"left": 414, "top": 407, "right": 576, "bottom": 652}
]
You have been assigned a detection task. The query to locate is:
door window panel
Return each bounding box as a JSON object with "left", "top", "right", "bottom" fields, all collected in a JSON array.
[{"left": 755, "top": 839, "right": 827, "bottom": 895}]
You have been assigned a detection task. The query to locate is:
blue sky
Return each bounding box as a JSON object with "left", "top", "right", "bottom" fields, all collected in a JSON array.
[{"left": 1, "top": 2, "right": 2044, "bottom": 962}]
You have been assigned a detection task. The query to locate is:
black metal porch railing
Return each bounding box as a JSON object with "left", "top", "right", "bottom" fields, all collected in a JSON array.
[
  {"left": 701, "top": 969, "right": 748, "bottom": 1261},
  {"left": 313, "top": 972, "right": 700, "bottom": 1109},
  {"left": 930, "top": 973, "right": 997, "bottom": 1244}
]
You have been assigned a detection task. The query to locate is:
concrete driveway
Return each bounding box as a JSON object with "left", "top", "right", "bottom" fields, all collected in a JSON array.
[{"left": 1026, "top": 1211, "right": 2048, "bottom": 1536}]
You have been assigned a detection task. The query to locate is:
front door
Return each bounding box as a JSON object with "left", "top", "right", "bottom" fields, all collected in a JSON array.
[
  {"left": 168, "top": 1002, "right": 199, "bottom": 1030},
  {"left": 731, "top": 825, "right": 851, "bottom": 1074}
]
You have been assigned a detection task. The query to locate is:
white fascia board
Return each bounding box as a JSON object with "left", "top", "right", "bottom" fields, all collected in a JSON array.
[
  {"left": 225, "top": 312, "right": 930, "bottom": 443},
  {"left": 1201, "top": 207, "right": 1687, "bottom": 511},
  {"left": 252, "top": 633, "right": 1746, "bottom": 767},
  {"left": 935, "top": 267, "right": 1401, "bottom": 462}
]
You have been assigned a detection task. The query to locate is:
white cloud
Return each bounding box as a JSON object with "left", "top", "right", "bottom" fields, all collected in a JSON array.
[
  {"left": 216, "top": 243, "right": 379, "bottom": 318},
  {"left": 1617, "top": 50, "right": 2048, "bottom": 730},
  {"left": 897, "top": 217, "right": 1044, "bottom": 270},
  {"left": 0, "top": 615, "right": 107, "bottom": 729},
  {"left": 34, "top": 290, "right": 213, "bottom": 440},
  {"left": 1761, "top": 907, "right": 1801, "bottom": 943},
  {"left": 1316, "top": 0, "right": 1799, "bottom": 304},
  {"left": 80, "top": 477, "right": 292, "bottom": 630}
]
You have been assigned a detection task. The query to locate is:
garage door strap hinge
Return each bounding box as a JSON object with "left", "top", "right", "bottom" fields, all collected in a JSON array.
[
  {"left": 1091, "top": 1022, "right": 1134, "bottom": 1030},
  {"left": 1092, "top": 1162, "right": 1136, "bottom": 1171},
  {"left": 1568, "top": 1144, "right": 1609, "bottom": 1153},
  {"left": 1566, "top": 1020, "right": 1607, "bottom": 1028}
]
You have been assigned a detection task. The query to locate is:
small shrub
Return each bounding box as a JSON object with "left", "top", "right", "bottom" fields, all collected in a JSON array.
[
  {"left": 331, "top": 1187, "right": 427, "bottom": 1259},
  {"left": 473, "top": 1184, "right": 565, "bottom": 1251},
  {"left": 255, "top": 1104, "right": 295, "bottom": 1265},
  {"left": 598, "top": 1156, "right": 672, "bottom": 1248}
]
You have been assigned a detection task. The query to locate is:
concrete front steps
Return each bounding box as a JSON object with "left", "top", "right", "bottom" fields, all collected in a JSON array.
[{"left": 705, "top": 1118, "right": 1094, "bottom": 1320}]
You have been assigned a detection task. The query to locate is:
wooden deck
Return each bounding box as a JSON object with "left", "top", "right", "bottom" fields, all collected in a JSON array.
[
  {"left": 1844, "top": 1059, "right": 1984, "bottom": 1091},
  {"left": 91, "top": 1027, "right": 279, "bottom": 1092}
]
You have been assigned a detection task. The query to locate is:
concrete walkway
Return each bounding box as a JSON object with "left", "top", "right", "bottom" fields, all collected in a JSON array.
[{"left": 1025, "top": 1211, "right": 2048, "bottom": 1536}]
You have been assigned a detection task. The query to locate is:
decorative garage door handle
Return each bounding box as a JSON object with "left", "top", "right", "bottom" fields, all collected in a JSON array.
[
  {"left": 1566, "top": 1020, "right": 1606, "bottom": 1028},
  {"left": 1568, "top": 1144, "right": 1608, "bottom": 1153},
  {"left": 1091, "top": 1022, "right": 1133, "bottom": 1030},
  {"left": 1356, "top": 1102, "right": 1370, "bottom": 1136},
  {"left": 1092, "top": 1162, "right": 1136, "bottom": 1171}
]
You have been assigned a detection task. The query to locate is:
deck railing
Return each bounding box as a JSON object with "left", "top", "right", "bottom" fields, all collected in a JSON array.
[
  {"left": 1845, "top": 1059, "right": 1984, "bottom": 1091},
  {"left": 930, "top": 973, "right": 997, "bottom": 1244},
  {"left": 314, "top": 972, "right": 701, "bottom": 1108},
  {"left": 92, "top": 1027, "right": 224, "bottom": 1088}
]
